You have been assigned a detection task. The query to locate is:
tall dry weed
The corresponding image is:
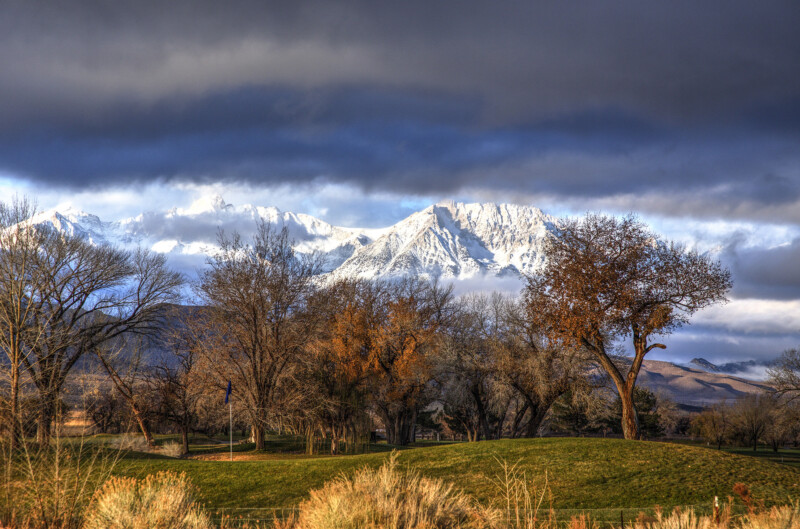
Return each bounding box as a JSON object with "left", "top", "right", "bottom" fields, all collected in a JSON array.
[
  {"left": 628, "top": 507, "right": 715, "bottom": 529},
  {"left": 491, "top": 458, "right": 554, "bottom": 529},
  {"left": 0, "top": 433, "right": 121, "bottom": 529}
]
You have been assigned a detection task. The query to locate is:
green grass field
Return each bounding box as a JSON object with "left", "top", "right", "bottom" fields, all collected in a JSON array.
[{"left": 110, "top": 437, "right": 800, "bottom": 522}]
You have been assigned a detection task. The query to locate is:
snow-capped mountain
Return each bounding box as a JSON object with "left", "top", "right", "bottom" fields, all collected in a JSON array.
[
  {"left": 329, "top": 201, "right": 552, "bottom": 280},
  {"left": 22, "top": 196, "right": 555, "bottom": 282}
]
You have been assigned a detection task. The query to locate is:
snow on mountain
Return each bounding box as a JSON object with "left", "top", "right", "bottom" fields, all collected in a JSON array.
[
  {"left": 27, "top": 195, "right": 370, "bottom": 273},
  {"left": 328, "top": 201, "right": 553, "bottom": 280},
  {"left": 23, "top": 196, "right": 555, "bottom": 281}
]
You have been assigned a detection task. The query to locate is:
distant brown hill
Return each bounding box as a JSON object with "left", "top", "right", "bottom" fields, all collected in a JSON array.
[{"left": 636, "top": 359, "right": 773, "bottom": 408}]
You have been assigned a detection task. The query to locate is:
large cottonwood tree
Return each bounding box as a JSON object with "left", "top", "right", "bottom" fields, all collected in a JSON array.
[
  {"left": 193, "top": 222, "right": 319, "bottom": 450},
  {"left": 24, "top": 246, "right": 182, "bottom": 445},
  {"left": 300, "top": 279, "right": 378, "bottom": 454},
  {"left": 368, "top": 279, "right": 453, "bottom": 446},
  {"left": 0, "top": 196, "right": 183, "bottom": 446},
  {"left": 496, "top": 297, "right": 594, "bottom": 438},
  {"left": 526, "top": 214, "right": 731, "bottom": 439},
  {"left": 438, "top": 293, "right": 515, "bottom": 442}
]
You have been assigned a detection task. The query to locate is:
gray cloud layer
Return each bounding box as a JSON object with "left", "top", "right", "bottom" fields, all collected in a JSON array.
[{"left": 3, "top": 1, "right": 799, "bottom": 122}]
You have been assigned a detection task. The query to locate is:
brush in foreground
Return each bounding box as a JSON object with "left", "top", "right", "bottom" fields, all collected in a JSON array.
[
  {"left": 83, "top": 471, "right": 213, "bottom": 529},
  {"left": 278, "top": 452, "right": 502, "bottom": 529},
  {"left": 629, "top": 504, "right": 800, "bottom": 529}
]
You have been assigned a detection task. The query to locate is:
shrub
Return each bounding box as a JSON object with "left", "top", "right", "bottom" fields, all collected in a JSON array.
[
  {"left": 741, "top": 504, "right": 800, "bottom": 529},
  {"left": 161, "top": 441, "right": 184, "bottom": 458},
  {"left": 106, "top": 433, "right": 151, "bottom": 453},
  {"left": 83, "top": 471, "right": 213, "bottom": 529},
  {"left": 280, "top": 452, "right": 502, "bottom": 529}
]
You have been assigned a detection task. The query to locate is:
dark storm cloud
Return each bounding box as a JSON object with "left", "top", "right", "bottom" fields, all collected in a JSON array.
[
  {"left": 3, "top": 0, "right": 799, "bottom": 121},
  {"left": 1, "top": 0, "right": 799, "bottom": 221}
]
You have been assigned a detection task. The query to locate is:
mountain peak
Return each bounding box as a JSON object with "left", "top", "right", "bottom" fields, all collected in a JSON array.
[
  {"left": 689, "top": 358, "right": 720, "bottom": 372},
  {"left": 183, "top": 194, "right": 232, "bottom": 215}
]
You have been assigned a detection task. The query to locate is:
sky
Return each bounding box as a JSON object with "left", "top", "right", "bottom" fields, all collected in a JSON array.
[{"left": 1, "top": 0, "right": 800, "bottom": 366}]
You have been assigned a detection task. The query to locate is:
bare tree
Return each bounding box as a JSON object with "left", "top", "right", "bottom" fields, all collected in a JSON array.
[
  {"left": 527, "top": 214, "right": 731, "bottom": 439},
  {"left": 497, "top": 296, "right": 596, "bottom": 438},
  {"left": 731, "top": 394, "right": 773, "bottom": 452},
  {"left": 763, "top": 396, "right": 797, "bottom": 453},
  {"left": 148, "top": 341, "right": 202, "bottom": 456},
  {"left": 692, "top": 403, "right": 731, "bottom": 449},
  {"left": 94, "top": 339, "right": 158, "bottom": 448},
  {"left": 192, "top": 222, "right": 319, "bottom": 450},
  {"left": 438, "top": 293, "right": 511, "bottom": 441},
  {"left": 768, "top": 348, "right": 800, "bottom": 401},
  {"left": 23, "top": 246, "right": 182, "bottom": 445},
  {"left": 0, "top": 196, "right": 48, "bottom": 449},
  {"left": 1, "top": 197, "right": 183, "bottom": 446}
]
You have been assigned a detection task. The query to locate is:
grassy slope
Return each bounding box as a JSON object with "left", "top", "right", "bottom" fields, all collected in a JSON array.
[{"left": 113, "top": 438, "right": 800, "bottom": 513}]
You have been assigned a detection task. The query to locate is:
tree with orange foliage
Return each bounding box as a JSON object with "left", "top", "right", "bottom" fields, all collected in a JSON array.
[
  {"left": 368, "top": 279, "right": 453, "bottom": 446},
  {"left": 526, "top": 214, "right": 730, "bottom": 439},
  {"left": 302, "top": 279, "right": 379, "bottom": 454}
]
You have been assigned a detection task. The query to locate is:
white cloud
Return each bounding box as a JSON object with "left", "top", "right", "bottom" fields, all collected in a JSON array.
[{"left": 693, "top": 299, "right": 800, "bottom": 335}]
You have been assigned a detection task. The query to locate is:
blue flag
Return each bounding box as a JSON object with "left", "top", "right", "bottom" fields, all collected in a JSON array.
[{"left": 224, "top": 380, "right": 232, "bottom": 404}]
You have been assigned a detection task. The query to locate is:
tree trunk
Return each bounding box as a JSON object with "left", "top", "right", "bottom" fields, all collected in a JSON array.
[
  {"left": 253, "top": 423, "right": 265, "bottom": 450},
  {"left": 9, "top": 364, "right": 21, "bottom": 450},
  {"left": 382, "top": 409, "right": 415, "bottom": 446},
  {"left": 181, "top": 427, "right": 190, "bottom": 456},
  {"left": 330, "top": 426, "right": 339, "bottom": 455},
  {"left": 130, "top": 401, "right": 156, "bottom": 449},
  {"left": 619, "top": 386, "right": 640, "bottom": 440},
  {"left": 524, "top": 403, "right": 549, "bottom": 438},
  {"left": 511, "top": 401, "right": 530, "bottom": 438},
  {"left": 36, "top": 399, "right": 54, "bottom": 446},
  {"left": 472, "top": 387, "right": 491, "bottom": 441}
]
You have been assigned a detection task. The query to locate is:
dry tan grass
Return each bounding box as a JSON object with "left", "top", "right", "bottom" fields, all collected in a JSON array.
[
  {"left": 1, "top": 436, "right": 120, "bottom": 529},
  {"left": 83, "top": 471, "right": 213, "bottom": 529},
  {"left": 627, "top": 504, "right": 800, "bottom": 529},
  {"left": 491, "top": 458, "right": 555, "bottom": 529},
  {"left": 104, "top": 434, "right": 150, "bottom": 453},
  {"left": 278, "top": 452, "right": 503, "bottom": 529}
]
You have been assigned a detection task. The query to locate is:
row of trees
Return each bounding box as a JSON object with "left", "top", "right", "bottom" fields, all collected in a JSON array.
[
  {"left": 1, "top": 196, "right": 733, "bottom": 452},
  {"left": 690, "top": 348, "right": 800, "bottom": 452},
  {"left": 692, "top": 394, "right": 800, "bottom": 451}
]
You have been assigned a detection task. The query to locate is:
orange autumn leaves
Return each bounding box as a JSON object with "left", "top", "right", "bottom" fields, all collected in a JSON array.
[
  {"left": 308, "top": 279, "right": 448, "bottom": 445},
  {"left": 312, "top": 281, "right": 441, "bottom": 405}
]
